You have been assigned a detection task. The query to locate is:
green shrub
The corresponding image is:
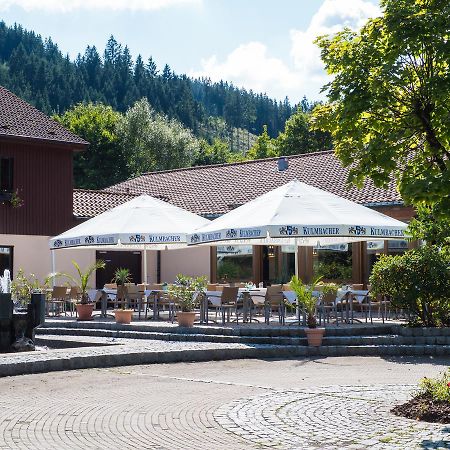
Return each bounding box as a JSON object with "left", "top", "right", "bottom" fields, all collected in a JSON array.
[
  {"left": 369, "top": 246, "right": 450, "bottom": 327},
  {"left": 419, "top": 370, "right": 450, "bottom": 402}
]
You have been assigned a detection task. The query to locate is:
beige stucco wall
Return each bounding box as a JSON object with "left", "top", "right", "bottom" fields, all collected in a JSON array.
[
  {"left": 1, "top": 235, "right": 211, "bottom": 286},
  {"left": 0, "top": 234, "right": 95, "bottom": 285},
  {"left": 160, "top": 247, "right": 211, "bottom": 283}
]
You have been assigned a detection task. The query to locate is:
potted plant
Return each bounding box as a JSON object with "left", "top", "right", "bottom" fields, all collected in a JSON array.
[
  {"left": 290, "top": 275, "right": 325, "bottom": 346},
  {"left": 112, "top": 267, "right": 133, "bottom": 324},
  {"left": 56, "top": 260, "right": 106, "bottom": 321},
  {"left": 168, "top": 274, "right": 207, "bottom": 327}
]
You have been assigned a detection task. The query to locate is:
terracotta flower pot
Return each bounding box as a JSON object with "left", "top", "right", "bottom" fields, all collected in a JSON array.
[
  {"left": 115, "top": 309, "right": 133, "bottom": 324},
  {"left": 177, "top": 311, "right": 196, "bottom": 327},
  {"left": 305, "top": 328, "right": 325, "bottom": 346},
  {"left": 76, "top": 303, "right": 94, "bottom": 321}
]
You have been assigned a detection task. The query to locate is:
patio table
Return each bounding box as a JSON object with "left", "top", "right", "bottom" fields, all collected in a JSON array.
[
  {"left": 336, "top": 289, "right": 370, "bottom": 323},
  {"left": 87, "top": 289, "right": 116, "bottom": 318}
]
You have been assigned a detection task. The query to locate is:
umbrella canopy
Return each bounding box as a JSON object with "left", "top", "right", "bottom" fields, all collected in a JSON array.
[
  {"left": 50, "top": 195, "right": 210, "bottom": 250},
  {"left": 188, "top": 179, "right": 408, "bottom": 247}
]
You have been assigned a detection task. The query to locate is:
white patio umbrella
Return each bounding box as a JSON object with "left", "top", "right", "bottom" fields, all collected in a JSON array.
[
  {"left": 50, "top": 195, "right": 210, "bottom": 282},
  {"left": 188, "top": 179, "right": 408, "bottom": 276}
]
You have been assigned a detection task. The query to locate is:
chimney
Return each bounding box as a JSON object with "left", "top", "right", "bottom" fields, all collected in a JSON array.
[{"left": 277, "top": 156, "right": 288, "bottom": 172}]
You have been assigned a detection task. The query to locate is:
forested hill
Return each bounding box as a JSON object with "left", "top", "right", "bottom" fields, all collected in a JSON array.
[{"left": 0, "top": 21, "right": 296, "bottom": 138}]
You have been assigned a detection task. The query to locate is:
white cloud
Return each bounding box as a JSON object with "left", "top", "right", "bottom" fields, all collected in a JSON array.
[
  {"left": 190, "top": 0, "right": 380, "bottom": 102},
  {"left": 191, "top": 42, "right": 299, "bottom": 99},
  {"left": 0, "top": 0, "right": 201, "bottom": 13}
]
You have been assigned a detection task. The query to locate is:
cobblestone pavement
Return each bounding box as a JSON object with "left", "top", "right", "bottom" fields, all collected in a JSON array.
[{"left": 0, "top": 357, "right": 448, "bottom": 449}]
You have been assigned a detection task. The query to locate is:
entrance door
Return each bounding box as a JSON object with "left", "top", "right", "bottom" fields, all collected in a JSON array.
[
  {"left": 0, "top": 246, "right": 13, "bottom": 278},
  {"left": 95, "top": 251, "right": 142, "bottom": 288}
]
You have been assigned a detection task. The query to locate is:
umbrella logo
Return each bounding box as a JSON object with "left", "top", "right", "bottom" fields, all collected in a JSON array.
[
  {"left": 85, "top": 236, "right": 95, "bottom": 245},
  {"left": 279, "top": 225, "right": 299, "bottom": 236},
  {"left": 226, "top": 229, "right": 238, "bottom": 239},
  {"left": 349, "top": 226, "right": 367, "bottom": 235},
  {"left": 190, "top": 234, "right": 200, "bottom": 244},
  {"left": 129, "top": 234, "right": 145, "bottom": 243},
  {"left": 53, "top": 239, "right": 62, "bottom": 248}
]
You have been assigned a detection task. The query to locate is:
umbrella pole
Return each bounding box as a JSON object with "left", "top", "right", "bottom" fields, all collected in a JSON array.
[
  {"left": 51, "top": 250, "right": 56, "bottom": 287},
  {"left": 294, "top": 239, "right": 299, "bottom": 278},
  {"left": 143, "top": 245, "right": 148, "bottom": 285}
]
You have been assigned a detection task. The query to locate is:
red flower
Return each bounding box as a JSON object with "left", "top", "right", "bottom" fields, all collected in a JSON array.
[{"left": 447, "top": 382, "right": 450, "bottom": 388}]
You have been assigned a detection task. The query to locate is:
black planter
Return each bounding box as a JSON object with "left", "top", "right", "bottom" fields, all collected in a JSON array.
[
  {"left": 30, "top": 293, "right": 46, "bottom": 327},
  {"left": 0, "top": 294, "right": 12, "bottom": 320}
]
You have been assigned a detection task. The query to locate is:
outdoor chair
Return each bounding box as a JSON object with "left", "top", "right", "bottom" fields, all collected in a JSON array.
[
  {"left": 246, "top": 289, "right": 266, "bottom": 322},
  {"left": 319, "top": 292, "right": 339, "bottom": 325},
  {"left": 46, "top": 286, "right": 68, "bottom": 317},
  {"left": 155, "top": 291, "right": 177, "bottom": 322},
  {"left": 126, "top": 284, "right": 141, "bottom": 310},
  {"left": 352, "top": 290, "right": 371, "bottom": 323},
  {"left": 264, "top": 285, "right": 286, "bottom": 325},
  {"left": 370, "top": 293, "right": 391, "bottom": 323},
  {"left": 207, "top": 283, "right": 217, "bottom": 291},
  {"left": 136, "top": 284, "right": 148, "bottom": 318},
  {"left": 206, "top": 287, "right": 239, "bottom": 325},
  {"left": 351, "top": 284, "right": 364, "bottom": 290},
  {"left": 104, "top": 283, "right": 117, "bottom": 290},
  {"left": 67, "top": 286, "right": 81, "bottom": 316}
]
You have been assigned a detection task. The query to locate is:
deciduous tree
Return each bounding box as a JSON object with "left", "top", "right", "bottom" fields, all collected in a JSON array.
[{"left": 313, "top": 0, "right": 450, "bottom": 215}]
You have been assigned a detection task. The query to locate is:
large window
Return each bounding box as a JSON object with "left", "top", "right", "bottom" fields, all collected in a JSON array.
[
  {"left": 217, "top": 245, "right": 253, "bottom": 283},
  {"left": 0, "top": 158, "right": 13, "bottom": 194},
  {"left": 0, "top": 246, "right": 13, "bottom": 277},
  {"left": 313, "top": 244, "right": 352, "bottom": 283}
]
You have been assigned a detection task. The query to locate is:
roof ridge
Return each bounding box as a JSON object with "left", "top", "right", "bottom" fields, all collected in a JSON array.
[
  {"left": 74, "top": 188, "right": 137, "bottom": 196},
  {"left": 107, "top": 150, "right": 335, "bottom": 187}
]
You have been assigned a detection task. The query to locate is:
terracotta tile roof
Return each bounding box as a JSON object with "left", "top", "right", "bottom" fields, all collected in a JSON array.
[
  {"left": 73, "top": 189, "right": 136, "bottom": 218},
  {"left": 101, "top": 151, "right": 402, "bottom": 217},
  {"left": 0, "top": 86, "right": 88, "bottom": 147}
]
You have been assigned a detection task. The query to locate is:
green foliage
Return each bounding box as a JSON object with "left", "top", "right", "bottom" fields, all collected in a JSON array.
[
  {"left": 312, "top": 0, "right": 450, "bottom": 215},
  {"left": 314, "top": 250, "right": 352, "bottom": 282},
  {"left": 118, "top": 98, "right": 200, "bottom": 175},
  {"left": 419, "top": 370, "right": 450, "bottom": 403},
  {"left": 53, "top": 103, "right": 125, "bottom": 189},
  {"left": 246, "top": 125, "right": 277, "bottom": 159},
  {"left": 112, "top": 267, "right": 132, "bottom": 285},
  {"left": 168, "top": 274, "right": 207, "bottom": 312},
  {"left": 289, "top": 275, "right": 322, "bottom": 328},
  {"left": 55, "top": 260, "right": 106, "bottom": 304},
  {"left": 193, "top": 139, "right": 232, "bottom": 166},
  {"left": 318, "top": 282, "right": 339, "bottom": 296},
  {"left": 0, "top": 22, "right": 295, "bottom": 143},
  {"left": 369, "top": 246, "right": 450, "bottom": 327},
  {"left": 11, "top": 269, "right": 51, "bottom": 304},
  {"left": 408, "top": 204, "right": 450, "bottom": 248},
  {"left": 276, "top": 106, "right": 332, "bottom": 156}
]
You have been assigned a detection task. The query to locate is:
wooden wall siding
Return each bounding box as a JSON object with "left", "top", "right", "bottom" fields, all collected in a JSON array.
[{"left": 0, "top": 140, "right": 74, "bottom": 236}]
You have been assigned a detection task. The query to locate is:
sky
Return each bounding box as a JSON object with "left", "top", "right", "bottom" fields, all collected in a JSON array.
[{"left": 0, "top": 0, "right": 380, "bottom": 104}]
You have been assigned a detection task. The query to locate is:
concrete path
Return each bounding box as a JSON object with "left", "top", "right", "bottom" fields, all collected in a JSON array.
[{"left": 0, "top": 356, "right": 448, "bottom": 449}]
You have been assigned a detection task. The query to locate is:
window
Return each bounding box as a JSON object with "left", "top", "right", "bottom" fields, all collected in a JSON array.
[
  {"left": 0, "top": 157, "right": 13, "bottom": 193},
  {"left": 217, "top": 245, "right": 253, "bottom": 283},
  {"left": 0, "top": 247, "right": 13, "bottom": 278}
]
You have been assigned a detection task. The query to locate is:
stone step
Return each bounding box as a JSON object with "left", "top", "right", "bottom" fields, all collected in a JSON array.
[
  {"left": 35, "top": 326, "right": 450, "bottom": 347},
  {"left": 1, "top": 342, "right": 449, "bottom": 378},
  {"left": 41, "top": 320, "right": 397, "bottom": 338}
]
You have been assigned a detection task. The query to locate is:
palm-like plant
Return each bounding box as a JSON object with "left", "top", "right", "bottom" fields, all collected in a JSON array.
[
  {"left": 57, "top": 260, "right": 106, "bottom": 304},
  {"left": 290, "top": 275, "right": 322, "bottom": 328},
  {"left": 112, "top": 268, "right": 132, "bottom": 285}
]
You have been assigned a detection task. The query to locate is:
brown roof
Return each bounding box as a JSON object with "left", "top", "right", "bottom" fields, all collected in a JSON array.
[
  {"left": 100, "top": 151, "right": 402, "bottom": 218},
  {"left": 0, "top": 86, "right": 88, "bottom": 147},
  {"left": 73, "top": 189, "right": 136, "bottom": 218}
]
